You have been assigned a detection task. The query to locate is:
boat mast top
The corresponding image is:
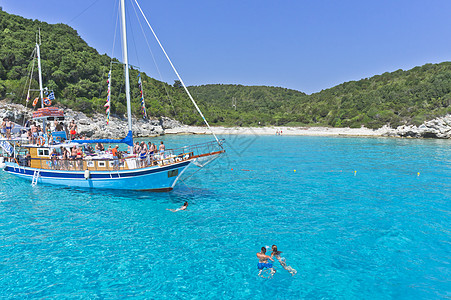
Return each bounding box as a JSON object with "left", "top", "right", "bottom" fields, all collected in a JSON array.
[
  {"left": 36, "top": 30, "right": 44, "bottom": 108},
  {"left": 120, "top": 0, "right": 133, "bottom": 133}
]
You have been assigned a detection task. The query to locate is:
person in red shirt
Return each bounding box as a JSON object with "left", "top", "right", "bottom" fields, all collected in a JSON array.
[{"left": 112, "top": 145, "right": 119, "bottom": 169}]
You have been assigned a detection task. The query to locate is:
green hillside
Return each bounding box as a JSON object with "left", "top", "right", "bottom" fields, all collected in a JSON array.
[
  {"left": 190, "top": 62, "right": 451, "bottom": 128},
  {"left": 1, "top": 9, "right": 450, "bottom": 128},
  {"left": 0, "top": 9, "right": 200, "bottom": 124}
]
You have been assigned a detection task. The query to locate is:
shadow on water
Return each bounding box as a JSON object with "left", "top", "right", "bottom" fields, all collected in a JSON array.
[{"left": 0, "top": 172, "right": 223, "bottom": 213}]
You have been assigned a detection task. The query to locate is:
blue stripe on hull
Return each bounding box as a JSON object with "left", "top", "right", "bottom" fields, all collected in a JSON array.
[{"left": 3, "top": 161, "right": 191, "bottom": 191}]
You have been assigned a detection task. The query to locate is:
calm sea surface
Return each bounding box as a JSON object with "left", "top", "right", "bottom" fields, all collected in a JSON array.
[{"left": 0, "top": 134, "right": 450, "bottom": 299}]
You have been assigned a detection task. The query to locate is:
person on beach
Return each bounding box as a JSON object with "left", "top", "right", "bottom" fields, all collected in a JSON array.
[
  {"left": 167, "top": 201, "right": 188, "bottom": 212},
  {"left": 257, "top": 247, "right": 276, "bottom": 276},
  {"left": 271, "top": 245, "right": 297, "bottom": 276}
]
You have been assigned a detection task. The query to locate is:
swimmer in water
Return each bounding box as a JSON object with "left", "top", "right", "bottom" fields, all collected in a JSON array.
[
  {"left": 271, "top": 245, "right": 297, "bottom": 276},
  {"left": 257, "top": 246, "right": 276, "bottom": 276},
  {"left": 167, "top": 201, "right": 188, "bottom": 212}
]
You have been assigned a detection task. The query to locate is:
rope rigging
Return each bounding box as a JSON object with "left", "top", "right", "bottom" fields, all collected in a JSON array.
[{"left": 132, "top": 0, "right": 223, "bottom": 148}]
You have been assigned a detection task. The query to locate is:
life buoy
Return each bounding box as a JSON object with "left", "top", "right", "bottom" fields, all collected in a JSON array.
[
  {"left": 43, "top": 97, "right": 51, "bottom": 106},
  {"left": 32, "top": 97, "right": 39, "bottom": 106},
  {"left": 37, "top": 136, "right": 45, "bottom": 146}
]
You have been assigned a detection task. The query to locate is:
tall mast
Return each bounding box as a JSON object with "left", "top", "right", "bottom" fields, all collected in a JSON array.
[
  {"left": 120, "top": 0, "right": 133, "bottom": 133},
  {"left": 36, "top": 39, "right": 44, "bottom": 108}
]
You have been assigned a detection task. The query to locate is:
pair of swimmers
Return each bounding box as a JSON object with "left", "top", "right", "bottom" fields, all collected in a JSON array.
[{"left": 256, "top": 245, "right": 297, "bottom": 277}]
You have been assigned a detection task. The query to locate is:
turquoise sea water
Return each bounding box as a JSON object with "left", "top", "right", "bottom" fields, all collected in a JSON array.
[{"left": 0, "top": 134, "right": 450, "bottom": 299}]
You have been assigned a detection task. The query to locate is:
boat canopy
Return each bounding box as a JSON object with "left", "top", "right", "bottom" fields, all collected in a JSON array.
[{"left": 71, "top": 130, "right": 134, "bottom": 147}]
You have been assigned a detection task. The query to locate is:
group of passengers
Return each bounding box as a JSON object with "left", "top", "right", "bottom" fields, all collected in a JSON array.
[
  {"left": 132, "top": 141, "right": 166, "bottom": 167},
  {"left": 46, "top": 140, "right": 166, "bottom": 170},
  {"left": 1, "top": 117, "right": 80, "bottom": 145},
  {"left": 48, "top": 145, "right": 85, "bottom": 170}
]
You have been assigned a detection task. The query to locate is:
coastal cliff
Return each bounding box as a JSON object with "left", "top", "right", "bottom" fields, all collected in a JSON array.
[
  {"left": 1, "top": 100, "right": 450, "bottom": 139},
  {"left": 0, "top": 100, "right": 181, "bottom": 138}
]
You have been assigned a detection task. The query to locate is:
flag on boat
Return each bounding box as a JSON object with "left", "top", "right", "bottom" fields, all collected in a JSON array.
[
  {"left": 48, "top": 91, "right": 55, "bottom": 100},
  {"left": 26, "top": 91, "right": 30, "bottom": 103},
  {"left": 138, "top": 73, "right": 147, "bottom": 119},
  {"left": 0, "top": 140, "right": 14, "bottom": 155},
  {"left": 105, "top": 70, "right": 111, "bottom": 125}
]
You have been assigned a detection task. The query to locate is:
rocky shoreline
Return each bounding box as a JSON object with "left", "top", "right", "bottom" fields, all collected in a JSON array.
[{"left": 1, "top": 100, "right": 450, "bottom": 139}]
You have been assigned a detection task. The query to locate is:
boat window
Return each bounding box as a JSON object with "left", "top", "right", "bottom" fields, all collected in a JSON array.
[
  {"left": 37, "top": 148, "right": 50, "bottom": 156},
  {"left": 168, "top": 169, "right": 178, "bottom": 178},
  {"left": 98, "top": 161, "right": 106, "bottom": 168}
]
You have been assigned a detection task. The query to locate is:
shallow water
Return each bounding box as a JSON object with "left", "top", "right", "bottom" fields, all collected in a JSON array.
[{"left": 0, "top": 135, "right": 450, "bottom": 299}]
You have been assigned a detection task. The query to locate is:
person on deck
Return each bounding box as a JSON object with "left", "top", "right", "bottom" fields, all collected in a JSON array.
[
  {"left": 95, "top": 142, "right": 104, "bottom": 152},
  {"left": 139, "top": 142, "right": 147, "bottom": 167},
  {"left": 133, "top": 142, "right": 141, "bottom": 155},
  {"left": 85, "top": 144, "right": 94, "bottom": 155},
  {"left": 4, "top": 118, "right": 14, "bottom": 139},
  {"left": 147, "top": 142, "right": 155, "bottom": 165},
  {"left": 27, "top": 129, "right": 32, "bottom": 143},
  {"left": 159, "top": 141, "right": 165, "bottom": 157},
  {"left": 50, "top": 148, "right": 58, "bottom": 169},
  {"left": 37, "top": 125, "right": 43, "bottom": 137},
  {"left": 256, "top": 247, "right": 276, "bottom": 276},
  {"left": 112, "top": 145, "right": 119, "bottom": 170},
  {"left": 70, "top": 147, "right": 77, "bottom": 160},
  {"left": 61, "top": 147, "right": 70, "bottom": 170},
  {"left": 0, "top": 118, "right": 5, "bottom": 137},
  {"left": 51, "top": 119, "right": 58, "bottom": 132},
  {"left": 30, "top": 122, "right": 38, "bottom": 144},
  {"left": 55, "top": 122, "right": 64, "bottom": 132},
  {"left": 69, "top": 120, "right": 77, "bottom": 141}
]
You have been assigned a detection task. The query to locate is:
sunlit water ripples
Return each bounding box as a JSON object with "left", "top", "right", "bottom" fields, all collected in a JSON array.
[{"left": 0, "top": 135, "right": 449, "bottom": 298}]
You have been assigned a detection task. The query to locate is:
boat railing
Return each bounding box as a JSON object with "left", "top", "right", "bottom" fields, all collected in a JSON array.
[
  {"left": 7, "top": 139, "right": 224, "bottom": 172},
  {"left": 15, "top": 151, "right": 194, "bottom": 172},
  {"left": 167, "top": 139, "right": 225, "bottom": 159}
]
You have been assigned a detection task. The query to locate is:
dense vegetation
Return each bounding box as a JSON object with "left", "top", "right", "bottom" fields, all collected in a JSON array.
[
  {"left": 0, "top": 9, "right": 200, "bottom": 124},
  {"left": 1, "top": 9, "right": 450, "bottom": 128},
  {"left": 191, "top": 63, "right": 451, "bottom": 128}
]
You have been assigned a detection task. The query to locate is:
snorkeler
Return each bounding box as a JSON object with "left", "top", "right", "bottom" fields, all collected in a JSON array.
[
  {"left": 167, "top": 201, "right": 188, "bottom": 212},
  {"left": 271, "top": 245, "right": 297, "bottom": 276},
  {"left": 256, "top": 247, "right": 276, "bottom": 276}
]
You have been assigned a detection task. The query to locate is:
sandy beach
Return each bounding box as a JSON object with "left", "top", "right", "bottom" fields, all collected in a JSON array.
[{"left": 165, "top": 125, "right": 388, "bottom": 137}]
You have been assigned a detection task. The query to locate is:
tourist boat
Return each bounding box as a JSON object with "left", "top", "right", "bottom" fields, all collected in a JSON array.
[{"left": 0, "top": 0, "right": 224, "bottom": 191}]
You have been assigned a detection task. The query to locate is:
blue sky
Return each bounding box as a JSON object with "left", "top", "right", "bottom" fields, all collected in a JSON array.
[{"left": 1, "top": 0, "right": 451, "bottom": 94}]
